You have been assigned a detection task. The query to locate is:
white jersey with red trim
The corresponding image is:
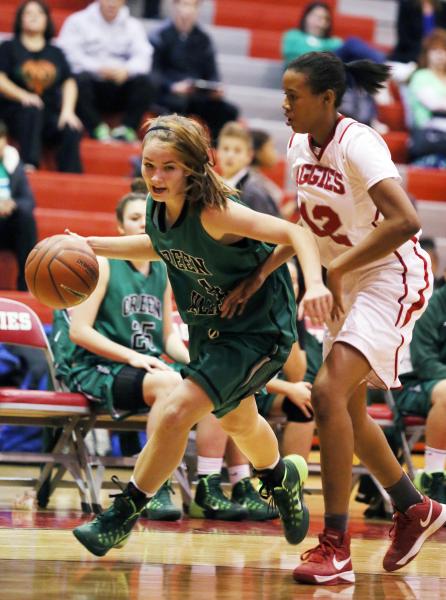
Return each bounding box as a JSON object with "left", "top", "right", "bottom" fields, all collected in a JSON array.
[{"left": 287, "top": 116, "right": 411, "bottom": 269}]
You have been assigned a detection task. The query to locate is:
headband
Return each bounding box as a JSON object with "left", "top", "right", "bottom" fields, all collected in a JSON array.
[{"left": 147, "top": 126, "right": 173, "bottom": 133}]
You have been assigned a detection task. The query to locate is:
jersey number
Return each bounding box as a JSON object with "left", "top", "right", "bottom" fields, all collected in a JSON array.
[
  {"left": 300, "top": 202, "right": 352, "bottom": 247},
  {"left": 131, "top": 321, "right": 156, "bottom": 352}
]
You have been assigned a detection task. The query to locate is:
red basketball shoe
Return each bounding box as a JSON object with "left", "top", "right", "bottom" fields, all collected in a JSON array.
[
  {"left": 293, "top": 529, "right": 355, "bottom": 585},
  {"left": 383, "top": 495, "right": 446, "bottom": 572}
]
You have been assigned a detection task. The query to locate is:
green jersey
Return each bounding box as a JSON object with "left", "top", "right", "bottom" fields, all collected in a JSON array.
[
  {"left": 72, "top": 259, "right": 168, "bottom": 367},
  {"left": 145, "top": 195, "right": 297, "bottom": 337}
]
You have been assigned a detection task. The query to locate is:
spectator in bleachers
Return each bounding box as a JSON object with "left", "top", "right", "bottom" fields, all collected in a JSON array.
[
  {"left": 282, "top": 2, "right": 385, "bottom": 68},
  {"left": 217, "top": 122, "right": 280, "bottom": 217},
  {"left": 0, "top": 0, "right": 82, "bottom": 172},
  {"left": 149, "top": 0, "right": 238, "bottom": 143},
  {"left": 389, "top": 1, "right": 446, "bottom": 66},
  {"left": 57, "top": 0, "right": 154, "bottom": 143},
  {"left": 394, "top": 284, "right": 446, "bottom": 503},
  {"left": 250, "top": 129, "right": 284, "bottom": 211},
  {"left": 407, "top": 28, "right": 446, "bottom": 167},
  {"left": 0, "top": 120, "right": 37, "bottom": 291}
]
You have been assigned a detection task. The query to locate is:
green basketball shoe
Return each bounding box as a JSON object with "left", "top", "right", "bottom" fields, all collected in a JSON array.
[
  {"left": 73, "top": 478, "right": 142, "bottom": 557},
  {"left": 189, "top": 473, "right": 248, "bottom": 521},
  {"left": 231, "top": 477, "right": 279, "bottom": 521},
  {"left": 142, "top": 480, "right": 182, "bottom": 521},
  {"left": 414, "top": 470, "right": 446, "bottom": 503},
  {"left": 257, "top": 454, "right": 309, "bottom": 545}
]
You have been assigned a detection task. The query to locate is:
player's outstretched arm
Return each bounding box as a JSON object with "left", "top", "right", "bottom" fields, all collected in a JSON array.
[{"left": 65, "top": 230, "right": 160, "bottom": 261}]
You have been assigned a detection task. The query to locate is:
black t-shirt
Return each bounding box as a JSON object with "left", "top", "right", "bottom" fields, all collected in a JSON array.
[{"left": 0, "top": 38, "right": 71, "bottom": 111}]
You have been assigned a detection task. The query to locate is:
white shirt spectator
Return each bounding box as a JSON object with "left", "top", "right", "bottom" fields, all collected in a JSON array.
[{"left": 57, "top": 1, "right": 152, "bottom": 77}]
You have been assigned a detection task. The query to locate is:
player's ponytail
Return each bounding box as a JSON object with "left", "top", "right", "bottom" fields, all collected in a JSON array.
[{"left": 344, "top": 60, "right": 391, "bottom": 95}]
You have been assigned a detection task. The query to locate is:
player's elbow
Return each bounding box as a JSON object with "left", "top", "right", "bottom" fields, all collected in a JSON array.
[{"left": 398, "top": 214, "right": 420, "bottom": 239}]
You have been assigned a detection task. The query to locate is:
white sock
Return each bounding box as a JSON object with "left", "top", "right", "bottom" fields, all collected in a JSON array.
[
  {"left": 228, "top": 464, "right": 251, "bottom": 486},
  {"left": 130, "top": 476, "right": 155, "bottom": 499},
  {"left": 424, "top": 446, "right": 446, "bottom": 472},
  {"left": 197, "top": 456, "right": 223, "bottom": 477}
]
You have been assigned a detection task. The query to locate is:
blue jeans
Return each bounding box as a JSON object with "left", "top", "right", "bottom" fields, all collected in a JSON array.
[{"left": 335, "top": 37, "right": 385, "bottom": 64}]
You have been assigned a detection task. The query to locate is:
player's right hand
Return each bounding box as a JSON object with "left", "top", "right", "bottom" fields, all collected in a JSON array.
[
  {"left": 220, "top": 270, "right": 266, "bottom": 318},
  {"left": 127, "top": 352, "right": 172, "bottom": 372}
]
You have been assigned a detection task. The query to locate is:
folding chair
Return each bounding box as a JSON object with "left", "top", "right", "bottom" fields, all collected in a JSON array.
[{"left": 0, "top": 297, "right": 92, "bottom": 511}]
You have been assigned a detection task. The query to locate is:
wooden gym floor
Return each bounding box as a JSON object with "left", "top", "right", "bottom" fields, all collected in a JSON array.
[{"left": 0, "top": 466, "right": 445, "bottom": 600}]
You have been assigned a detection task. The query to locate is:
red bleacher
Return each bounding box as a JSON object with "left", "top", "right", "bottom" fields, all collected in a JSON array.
[
  {"left": 407, "top": 168, "right": 446, "bottom": 202},
  {"left": 28, "top": 170, "right": 130, "bottom": 213},
  {"left": 81, "top": 139, "right": 140, "bottom": 177}
]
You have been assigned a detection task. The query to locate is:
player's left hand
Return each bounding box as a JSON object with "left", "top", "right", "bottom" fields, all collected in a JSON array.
[
  {"left": 300, "top": 282, "right": 333, "bottom": 325},
  {"left": 326, "top": 264, "right": 345, "bottom": 321}
]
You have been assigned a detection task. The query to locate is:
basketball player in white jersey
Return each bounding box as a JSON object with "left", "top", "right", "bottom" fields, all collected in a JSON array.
[{"left": 221, "top": 51, "right": 446, "bottom": 586}]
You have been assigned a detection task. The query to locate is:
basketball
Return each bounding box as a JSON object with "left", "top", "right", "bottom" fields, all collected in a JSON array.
[{"left": 24, "top": 234, "right": 99, "bottom": 309}]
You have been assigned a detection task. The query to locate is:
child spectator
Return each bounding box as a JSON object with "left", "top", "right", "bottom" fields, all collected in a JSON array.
[
  {"left": 217, "top": 122, "right": 281, "bottom": 217},
  {"left": 58, "top": 0, "right": 154, "bottom": 142},
  {"left": 0, "top": 120, "right": 37, "bottom": 291},
  {"left": 0, "top": 0, "right": 82, "bottom": 172}
]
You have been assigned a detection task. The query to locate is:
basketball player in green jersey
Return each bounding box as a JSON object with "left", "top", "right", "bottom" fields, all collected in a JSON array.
[
  {"left": 72, "top": 114, "right": 332, "bottom": 557},
  {"left": 60, "top": 189, "right": 190, "bottom": 520}
]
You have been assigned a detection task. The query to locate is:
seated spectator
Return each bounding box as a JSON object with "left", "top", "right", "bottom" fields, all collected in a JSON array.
[
  {"left": 0, "top": 120, "right": 37, "bottom": 290},
  {"left": 282, "top": 2, "right": 385, "bottom": 67},
  {"left": 149, "top": 0, "right": 238, "bottom": 143},
  {"left": 389, "top": 0, "right": 446, "bottom": 66},
  {"left": 217, "top": 122, "right": 280, "bottom": 217},
  {"left": 282, "top": 2, "right": 387, "bottom": 126},
  {"left": 0, "top": 0, "right": 82, "bottom": 172},
  {"left": 52, "top": 186, "right": 190, "bottom": 520},
  {"left": 58, "top": 0, "right": 154, "bottom": 142},
  {"left": 420, "top": 237, "right": 445, "bottom": 288},
  {"left": 394, "top": 285, "right": 446, "bottom": 503},
  {"left": 407, "top": 29, "right": 446, "bottom": 167}
]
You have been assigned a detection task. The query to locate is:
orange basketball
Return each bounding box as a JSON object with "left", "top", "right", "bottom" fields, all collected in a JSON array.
[{"left": 25, "top": 234, "right": 99, "bottom": 309}]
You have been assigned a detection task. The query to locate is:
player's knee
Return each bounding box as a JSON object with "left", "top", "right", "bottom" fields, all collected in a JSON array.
[
  {"left": 157, "top": 402, "right": 190, "bottom": 435},
  {"left": 432, "top": 380, "right": 446, "bottom": 406},
  {"left": 311, "top": 381, "right": 335, "bottom": 422}
]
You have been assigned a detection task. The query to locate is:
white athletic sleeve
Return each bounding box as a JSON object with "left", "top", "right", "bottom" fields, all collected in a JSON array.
[{"left": 343, "top": 126, "right": 401, "bottom": 191}]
